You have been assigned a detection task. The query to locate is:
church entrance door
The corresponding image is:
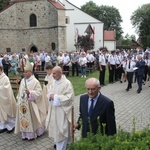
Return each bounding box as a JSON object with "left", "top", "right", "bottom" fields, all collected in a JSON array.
[{"left": 30, "top": 46, "right": 37, "bottom": 53}]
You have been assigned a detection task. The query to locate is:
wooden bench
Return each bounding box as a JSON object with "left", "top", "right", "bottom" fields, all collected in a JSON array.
[
  {"left": 34, "top": 71, "right": 46, "bottom": 78},
  {"left": 35, "top": 71, "right": 69, "bottom": 77},
  {"left": 9, "top": 77, "right": 21, "bottom": 96},
  {"left": 62, "top": 70, "right": 69, "bottom": 76},
  {"left": 9, "top": 77, "right": 45, "bottom": 96},
  {"left": 86, "top": 67, "right": 94, "bottom": 74}
]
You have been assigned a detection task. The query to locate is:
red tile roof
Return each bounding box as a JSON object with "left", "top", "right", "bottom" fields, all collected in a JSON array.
[
  {"left": 0, "top": 0, "right": 65, "bottom": 13},
  {"left": 48, "top": 0, "right": 65, "bottom": 10},
  {"left": 104, "top": 30, "right": 115, "bottom": 41}
]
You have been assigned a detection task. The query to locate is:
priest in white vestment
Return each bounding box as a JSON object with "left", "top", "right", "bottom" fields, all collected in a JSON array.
[
  {"left": 47, "top": 66, "right": 74, "bottom": 150},
  {"left": 15, "top": 61, "right": 46, "bottom": 140},
  {"left": 41, "top": 64, "right": 54, "bottom": 126},
  {"left": 0, "top": 66, "right": 16, "bottom": 133}
]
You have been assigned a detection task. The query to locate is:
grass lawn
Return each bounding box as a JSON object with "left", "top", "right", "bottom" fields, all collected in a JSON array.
[
  {"left": 68, "top": 67, "right": 109, "bottom": 95},
  {"left": 9, "top": 67, "right": 109, "bottom": 96}
]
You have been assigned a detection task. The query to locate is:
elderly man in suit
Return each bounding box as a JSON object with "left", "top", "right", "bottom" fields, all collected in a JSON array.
[{"left": 75, "top": 78, "right": 116, "bottom": 138}]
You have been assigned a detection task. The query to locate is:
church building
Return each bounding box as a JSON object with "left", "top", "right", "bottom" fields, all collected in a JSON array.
[{"left": 0, "top": 0, "right": 105, "bottom": 54}]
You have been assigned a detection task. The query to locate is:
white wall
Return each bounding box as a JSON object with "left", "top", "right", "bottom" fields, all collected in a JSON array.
[
  {"left": 64, "top": 0, "right": 104, "bottom": 52},
  {"left": 104, "top": 41, "right": 116, "bottom": 51}
]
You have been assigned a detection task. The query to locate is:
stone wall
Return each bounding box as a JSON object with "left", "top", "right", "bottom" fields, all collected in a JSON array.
[{"left": 0, "top": 0, "right": 66, "bottom": 53}]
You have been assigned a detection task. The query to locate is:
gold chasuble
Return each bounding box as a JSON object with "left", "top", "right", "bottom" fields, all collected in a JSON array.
[
  {"left": 15, "top": 75, "right": 43, "bottom": 134},
  {"left": 18, "top": 79, "right": 33, "bottom": 132}
]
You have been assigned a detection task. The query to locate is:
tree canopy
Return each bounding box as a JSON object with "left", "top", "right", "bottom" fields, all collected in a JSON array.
[
  {"left": 81, "top": 1, "right": 123, "bottom": 40},
  {"left": 131, "top": 3, "right": 150, "bottom": 48},
  {"left": 0, "top": 0, "right": 9, "bottom": 11}
]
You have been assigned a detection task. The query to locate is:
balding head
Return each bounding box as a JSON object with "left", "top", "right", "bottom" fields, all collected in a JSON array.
[{"left": 52, "top": 66, "right": 62, "bottom": 80}]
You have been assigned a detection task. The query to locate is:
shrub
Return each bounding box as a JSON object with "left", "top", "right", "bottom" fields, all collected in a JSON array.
[{"left": 68, "top": 125, "right": 150, "bottom": 150}]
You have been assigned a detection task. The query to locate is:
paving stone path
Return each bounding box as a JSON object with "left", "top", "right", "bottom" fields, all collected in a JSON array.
[{"left": 0, "top": 81, "right": 150, "bottom": 150}]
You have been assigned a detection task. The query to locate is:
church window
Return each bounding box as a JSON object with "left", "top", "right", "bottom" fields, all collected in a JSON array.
[
  {"left": 6, "top": 48, "right": 11, "bottom": 52},
  {"left": 51, "top": 42, "right": 56, "bottom": 50},
  {"left": 22, "top": 48, "right": 25, "bottom": 52},
  {"left": 30, "top": 14, "right": 37, "bottom": 27},
  {"left": 66, "top": 16, "right": 70, "bottom": 24}
]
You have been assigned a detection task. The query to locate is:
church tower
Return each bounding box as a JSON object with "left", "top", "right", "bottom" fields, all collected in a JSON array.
[{"left": 0, "top": 0, "right": 66, "bottom": 53}]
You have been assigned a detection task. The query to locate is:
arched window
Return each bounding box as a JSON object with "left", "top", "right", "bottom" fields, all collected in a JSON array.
[
  {"left": 30, "top": 14, "right": 37, "bottom": 27},
  {"left": 51, "top": 42, "right": 56, "bottom": 50}
]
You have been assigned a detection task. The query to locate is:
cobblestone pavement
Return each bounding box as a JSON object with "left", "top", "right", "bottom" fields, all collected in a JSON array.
[{"left": 0, "top": 81, "right": 150, "bottom": 150}]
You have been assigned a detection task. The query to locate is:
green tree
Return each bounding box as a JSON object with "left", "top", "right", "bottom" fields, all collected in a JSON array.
[
  {"left": 130, "top": 34, "right": 136, "bottom": 41},
  {"left": 77, "top": 35, "right": 94, "bottom": 51},
  {"left": 131, "top": 3, "right": 150, "bottom": 48},
  {"left": 117, "top": 34, "right": 136, "bottom": 49},
  {"left": 81, "top": 1, "right": 123, "bottom": 40},
  {"left": 121, "top": 34, "right": 132, "bottom": 46},
  {"left": 0, "top": 0, "right": 9, "bottom": 11}
]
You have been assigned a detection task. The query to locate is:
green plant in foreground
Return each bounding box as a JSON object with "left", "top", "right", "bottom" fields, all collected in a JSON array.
[{"left": 68, "top": 117, "right": 150, "bottom": 150}]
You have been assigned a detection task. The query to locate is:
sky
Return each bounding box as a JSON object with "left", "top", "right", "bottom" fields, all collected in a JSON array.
[{"left": 69, "top": 0, "right": 150, "bottom": 38}]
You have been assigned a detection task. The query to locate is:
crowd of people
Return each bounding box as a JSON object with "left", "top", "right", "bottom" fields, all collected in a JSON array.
[
  {"left": 0, "top": 58, "right": 116, "bottom": 150},
  {"left": 99, "top": 48, "right": 150, "bottom": 93},
  {"left": 0, "top": 47, "right": 150, "bottom": 150},
  {"left": 0, "top": 48, "right": 149, "bottom": 83},
  {"left": 0, "top": 49, "right": 98, "bottom": 78}
]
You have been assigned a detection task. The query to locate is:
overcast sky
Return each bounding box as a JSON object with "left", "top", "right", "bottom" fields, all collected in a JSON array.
[{"left": 68, "top": 0, "right": 150, "bottom": 38}]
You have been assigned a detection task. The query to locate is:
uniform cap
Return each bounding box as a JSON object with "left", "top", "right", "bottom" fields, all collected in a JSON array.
[
  {"left": 102, "top": 49, "right": 107, "bottom": 52},
  {"left": 127, "top": 55, "right": 132, "bottom": 59},
  {"left": 111, "top": 50, "right": 116, "bottom": 54}
]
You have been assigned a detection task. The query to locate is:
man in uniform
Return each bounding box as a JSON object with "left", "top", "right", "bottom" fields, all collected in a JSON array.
[
  {"left": 15, "top": 61, "right": 46, "bottom": 140},
  {"left": 108, "top": 50, "right": 116, "bottom": 83},
  {"left": 99, "top": 49, "right": 107, "bottom": 86},
  {"left": 123, "top": 55, "right": 136, "bottom": 91}
]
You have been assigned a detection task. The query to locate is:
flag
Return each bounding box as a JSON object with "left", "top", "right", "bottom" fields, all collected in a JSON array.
[
  {"left": 84, "top": 24, "right": 95, "bottom": 35},
  {"left": 91, "top": 26, "right": 95, "bottom": 41}
]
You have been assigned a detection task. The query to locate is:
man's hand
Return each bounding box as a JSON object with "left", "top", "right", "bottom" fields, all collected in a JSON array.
[
  {"left": 70, "top": 123, "right": 79, "bottom": 134},
  {"left": 49, "top": 93, "right": 54, "bottom": 100},
  {"left": 25, "top": 89, "right": 30, "bottom": 95}
]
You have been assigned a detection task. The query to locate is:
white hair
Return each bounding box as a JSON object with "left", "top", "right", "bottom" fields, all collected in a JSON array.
[{"left": 85, "top": 78, "right": 100, "bottom": 87}]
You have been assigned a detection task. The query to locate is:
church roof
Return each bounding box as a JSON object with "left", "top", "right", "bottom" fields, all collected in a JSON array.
[
  {"left": 0, "top": 0, "right": 65, "bottom": 13},
  {"left": 131, "top": 39, "right": 143, "bottom": 48},
  {"left": 104, "top": 30, "right": 115, "bottom": 41},
  {"left": 48, "top": 0, "right": 65, "bottom": 10}
]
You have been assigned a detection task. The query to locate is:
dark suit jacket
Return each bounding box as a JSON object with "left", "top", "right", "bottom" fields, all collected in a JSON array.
[
  {"left": 78, "top": 93, "right": 116, "bottom": 138},
  {"left": 2, "top": 58, "right": 10, "bottom": 69},
  {"left": 136, "top": 60, "right": 145, "bottom": 76}
]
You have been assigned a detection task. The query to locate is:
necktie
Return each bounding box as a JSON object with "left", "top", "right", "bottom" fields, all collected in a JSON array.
[
  {"left": 89, "top": 99, "right": 94, "bottom": 117},
  {"left": 128, "top": 61, "right": 130, "bottom": 69}
]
